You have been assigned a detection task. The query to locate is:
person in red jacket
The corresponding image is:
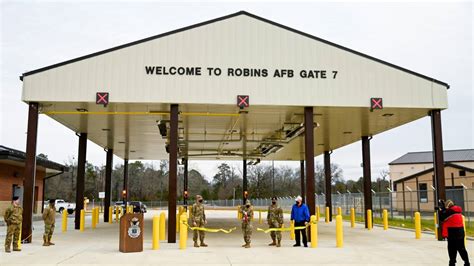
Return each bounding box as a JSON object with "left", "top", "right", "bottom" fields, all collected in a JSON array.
[{"left": 442, "top": 200, "right": 470, "bottom": 266}]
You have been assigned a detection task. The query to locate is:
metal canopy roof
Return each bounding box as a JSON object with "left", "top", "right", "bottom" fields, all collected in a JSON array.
[{"left": 20, "top": 11, "right": 449, "bottom": 161}]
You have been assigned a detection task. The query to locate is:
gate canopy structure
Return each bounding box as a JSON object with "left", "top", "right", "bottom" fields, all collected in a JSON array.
[{"left": 19, "top": 11, "right": 449, "bottom": 243}]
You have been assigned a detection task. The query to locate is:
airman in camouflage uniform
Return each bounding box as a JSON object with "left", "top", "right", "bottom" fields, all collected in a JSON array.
[
  {"left": 4, "top": 196, "right": 23, "bottom": 253},
  {"left": 42, "top": 199, "right": 56, "bottom": 246},
  {"left": 241, "top": 200, "right": 253, "bottom": 248},
  {"left": 190, "top": 195, "right": 207, "bottom": 247},
  {"left": 267, "top": 196, "right": 284, "bottom": 247}
]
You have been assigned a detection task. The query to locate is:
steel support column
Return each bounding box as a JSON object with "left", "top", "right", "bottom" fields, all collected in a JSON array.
[
  {"left": 123, "top": 159, "right": 129, "bottom": 205},
  {"left": 431, "top": 109, "right": 446, "bottom": 240},
  {"left": 243, "top": 159, "right": 248, "bottom": 200},
  {"left": 74, "top": 133, "right": 87, "bottom": 230},
  {"left": 21, "top": 102, "right": 39, "bottom": 243},
  {"left": 304, "top": 107, "right": 315, "bottom": 215},
  {"left": 300, "top": 160, "right": 305, "bottom": 202},
  {"left": 362, "top": 136, "right": 372, "bottom": 228},
  {"left": 104, "top": 149, "right": 113, "bottom": 222},
  {"left": 168, "top": 104, "right": 178, "bottom": 243},
  {"left": 304, "top": 107, "right": 315, "bottom": 242},
  {"left": 183, "top": 158, "right": 188, "bottom": 206},
  {"left": 324, "top": 151, "right": 332, "bottom": 222}
]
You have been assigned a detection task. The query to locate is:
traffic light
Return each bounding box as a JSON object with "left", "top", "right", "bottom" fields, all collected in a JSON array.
[
  {"left": 184, "top": 190, "right": 188, "bottom": 199},
  {"left": 244, "top": 190, "right": 248, "bottom": 199}
]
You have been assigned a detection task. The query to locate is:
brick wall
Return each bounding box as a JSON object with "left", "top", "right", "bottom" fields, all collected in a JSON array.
[{"left": 0, "top": 162, "right": 46, "bottom": 216}]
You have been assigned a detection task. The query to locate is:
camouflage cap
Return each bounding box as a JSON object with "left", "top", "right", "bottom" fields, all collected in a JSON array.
[
  {"left": 245, "top": 200, "right": 251, "bottom": 205},
  {"left": 445, "top": 199, "right": 454, "bottom": 208}
]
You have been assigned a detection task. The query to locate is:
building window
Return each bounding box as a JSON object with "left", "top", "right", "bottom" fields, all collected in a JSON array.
[
  {"left": 459, "top": 170, "right": 466, "bottom": 176},
  {"left": 419, "top": 183, "right": 428, "bottom": 203}
]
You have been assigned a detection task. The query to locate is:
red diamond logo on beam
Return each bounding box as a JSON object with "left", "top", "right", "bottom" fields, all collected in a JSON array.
[
  {"left": 370, "top": 98, "right": 383, "bottom": 110},
  {"left": 96, "top": 92, "right": 109, "bottom": 107},
  {"left": 237, "top": 95, "right": 249, "bottom": 109}
]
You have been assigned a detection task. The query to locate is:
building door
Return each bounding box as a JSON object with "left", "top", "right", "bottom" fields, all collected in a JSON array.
[
  {"left": 446, "top": 187, "right": 464, "bottom": 209},
  {"left": 13, "top": 185, "right": 23, "bottom": 204}
]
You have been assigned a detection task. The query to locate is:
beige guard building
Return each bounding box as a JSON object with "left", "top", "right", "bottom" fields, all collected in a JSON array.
[{"left": 390, "top": 149, "right": 474, "bottom": 213}]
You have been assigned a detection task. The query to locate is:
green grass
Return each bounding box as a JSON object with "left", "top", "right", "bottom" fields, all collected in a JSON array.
[
  {"left": 232, "top": 208, "right": 474, "bottom": 237},
  {"left": 340, "top": 214, "right": 474, "bottom": 237}
]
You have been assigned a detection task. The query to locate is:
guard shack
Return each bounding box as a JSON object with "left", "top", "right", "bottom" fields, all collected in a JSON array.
[{"left": 19, "top": 11, "right": 449, "bottom": 243}]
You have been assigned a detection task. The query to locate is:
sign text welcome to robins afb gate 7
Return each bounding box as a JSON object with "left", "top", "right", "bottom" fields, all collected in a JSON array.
[{"left": 144, "top": 66, "right": 338, "bottom": 79}]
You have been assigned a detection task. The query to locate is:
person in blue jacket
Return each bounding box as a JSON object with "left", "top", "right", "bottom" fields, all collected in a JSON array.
[{"left": 290, "top": 195, "right": 310, "bottom": 247}]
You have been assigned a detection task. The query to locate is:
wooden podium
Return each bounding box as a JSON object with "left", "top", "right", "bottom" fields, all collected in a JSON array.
[{"left": 119, "top": 213, "right": 144, "bottom": 253}]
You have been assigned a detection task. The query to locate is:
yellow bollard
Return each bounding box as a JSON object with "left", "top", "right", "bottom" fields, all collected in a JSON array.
[
  {"left": 108, "top": 206, "right": 113, "bottom": 224},
  {"left": 415, "top": 212, "right": 421, "bottom": 239},
  {"left": 350, "top": 208, "right": 355, "bottom": 228},
  {"left": 159, "top": 212, "right": 166, "bottom": 241},
  {"left": 80, "top": 209, "right": 85, "bottom": 231},
  {"left": 367, "top": 209, "right": 372, "bottom": 230},
  {"left": 237, "top": 206, "right": 242, "bottom": 220},
  {"left": 290, "top": 220, "right": 295, "bottom": 240},
  {"left": 310, "top": 215, "right": 318, "bottom": 248},
  {"left": 336, "top": 215, "right": 343, "bottom": 248},
  {"left": 316, "top": 206, "right": 320, "bottom": 221},
  {"left": 337, "top": 207, "right": 342, "bottom": 216},
  {"left": 152, "top": 215, "right": 160, "bottom": 250},
  {"left": 17, "top": 224, "right": 22, "bottom": 249},
  {"left": 179, "top": 213, "right": 187, "bottom": 249},
  {"left": 383, "top": 209, "right": 388, "bottom": 230},
  {"left": 325, "top": 207, "right": 330, "bottom": 223},
  {"left": 462, "top": 215, "right": 466, "bottom": 246},
  {"left": 62, "top": 210, "right": 68, "bottom": 232},
  {"left": 259, "top": 211, "right": 262, "bottom": 224},
  {"left": 176, "top": 213, "right": 180, "bottom": 233},
  {"left": 434, "top": 212, "right": 438, "bottom": 239},
  {"left": 92, "top": 207, "right": 97, "bottom": 229}
]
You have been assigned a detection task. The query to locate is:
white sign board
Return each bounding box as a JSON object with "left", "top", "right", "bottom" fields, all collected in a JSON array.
[{"left": 99, "top": 192, "right": 105, "bottom": 199}]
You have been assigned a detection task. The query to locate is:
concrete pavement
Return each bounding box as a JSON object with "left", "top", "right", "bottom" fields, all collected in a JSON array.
[{"left": 0, "top": 210, "right": 471, "bottom": 265}]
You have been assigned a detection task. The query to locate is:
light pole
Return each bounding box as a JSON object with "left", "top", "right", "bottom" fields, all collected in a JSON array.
[{"left": 233, "top": 187, "right": 236, "bottom": 207}]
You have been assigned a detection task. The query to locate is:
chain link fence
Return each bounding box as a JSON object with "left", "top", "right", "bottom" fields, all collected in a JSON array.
[{"left": 143, "top": 188, "right": 473, "bottom": 230}]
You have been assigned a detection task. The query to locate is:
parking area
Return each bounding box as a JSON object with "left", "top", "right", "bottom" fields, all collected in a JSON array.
[{"left": 0, "top": 209, "right": 471, "bottom": 265}]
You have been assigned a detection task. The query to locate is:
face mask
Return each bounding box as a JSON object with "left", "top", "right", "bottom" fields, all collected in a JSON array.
[
  {"left": 296, "top": 201, "right": 299, "bottom": 204},
  {"left": 246, "top": 204, "right": 250, "bottom": 207},
  {"left": 272, "top": 201, "right": 276, "bottom": 205},
  {"left": 198, "top": 199, "right": 203, "bottom": 203}
]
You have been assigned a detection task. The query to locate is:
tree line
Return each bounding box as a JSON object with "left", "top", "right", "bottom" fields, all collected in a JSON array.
[{"left": 45, "top": 160, "right": 390, "bottom": 202}]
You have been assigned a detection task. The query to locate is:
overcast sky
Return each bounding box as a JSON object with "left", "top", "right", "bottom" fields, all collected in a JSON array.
[{"left": 1, "top": 1, "right": 472, "bottom": 182}]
